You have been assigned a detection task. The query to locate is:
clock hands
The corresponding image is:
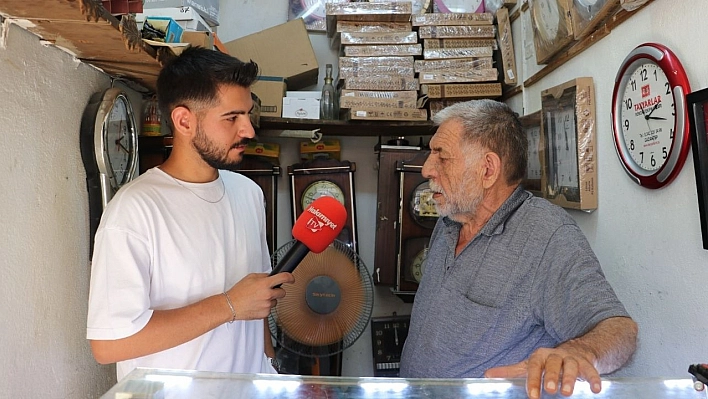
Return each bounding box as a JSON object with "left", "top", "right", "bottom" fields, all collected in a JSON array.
[
  {"left": 644, "top": 103, "right": 659, "bottom": 119},
  {"left": 115, "top": 137, "right": 130, "bottom": 153}
]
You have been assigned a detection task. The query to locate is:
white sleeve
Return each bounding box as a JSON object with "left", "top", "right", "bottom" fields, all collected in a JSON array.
[{"left": 86, "top": 226, "right": 153, "bottom": 340}]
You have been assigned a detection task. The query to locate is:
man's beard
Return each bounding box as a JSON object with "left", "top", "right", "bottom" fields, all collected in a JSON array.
[
  {"left": 192, "top": 123, "right": 250, "bottom": 171},
  {"left": 429, "top": 177, "right": 483, "bottom": 221}
]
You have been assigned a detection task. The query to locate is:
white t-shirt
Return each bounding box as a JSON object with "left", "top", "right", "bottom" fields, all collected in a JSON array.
[{"left": 86, "top": 168, "right": 275, "bottom": 381}]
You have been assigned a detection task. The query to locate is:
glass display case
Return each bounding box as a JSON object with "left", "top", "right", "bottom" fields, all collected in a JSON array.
[{"left": 102, "top": 368, "right": 706, "bottom": 399}]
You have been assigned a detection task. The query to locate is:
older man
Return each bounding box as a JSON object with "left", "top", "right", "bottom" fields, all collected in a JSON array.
[{"left": 399, "top": 100, "right": 637, "bottom": 398}]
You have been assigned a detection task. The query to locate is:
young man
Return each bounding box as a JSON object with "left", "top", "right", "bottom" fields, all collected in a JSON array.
[
  {"left": 399, "top": 100, "right": 638, "bottom": 398},
  {"left": 86, "top": 47, "right": 294, "bottom": 380}
]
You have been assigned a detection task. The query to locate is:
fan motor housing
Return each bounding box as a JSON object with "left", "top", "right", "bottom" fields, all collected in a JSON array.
[{"left": 306, "top": 276, "right": 341, "bottom": 314}]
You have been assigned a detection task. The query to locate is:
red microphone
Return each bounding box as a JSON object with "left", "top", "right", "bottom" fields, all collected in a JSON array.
[{"left": 269, "top": 196, "right": 347, "bottom": 277}]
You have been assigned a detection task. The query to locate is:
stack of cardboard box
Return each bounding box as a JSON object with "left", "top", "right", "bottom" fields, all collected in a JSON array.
[
  {"left": 327, "top": 1, "right": 428, "bottom": 122},
  {"left": 413, "top": 11, "right": 502, "bottom": 118}
]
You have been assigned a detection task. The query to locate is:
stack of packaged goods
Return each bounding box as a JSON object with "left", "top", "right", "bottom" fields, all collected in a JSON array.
[
  {"left": 412, "top": 11, "right": 502, "bottom": 119},
  {"left": 326, "top": 1, "right": 428, "bottom": 122}
]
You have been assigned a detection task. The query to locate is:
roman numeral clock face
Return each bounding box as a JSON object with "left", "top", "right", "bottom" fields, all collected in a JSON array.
[{"left": 612, "top": 43, "right": 691, "bottom": 189}]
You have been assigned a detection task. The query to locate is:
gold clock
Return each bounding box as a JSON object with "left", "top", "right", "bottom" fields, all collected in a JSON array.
[
  {"left": 289, "top": 158, "right": 357, "bottom": 250},
  {"left": 301, "top": 180, "right": 346, "bottom": 210}
]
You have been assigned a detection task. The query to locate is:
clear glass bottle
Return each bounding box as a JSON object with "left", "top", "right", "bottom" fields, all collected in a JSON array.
[{"left": 320, "top": 64, "right": 338, "bottom": 120}]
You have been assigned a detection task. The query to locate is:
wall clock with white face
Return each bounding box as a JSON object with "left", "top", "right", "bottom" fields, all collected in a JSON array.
[
  {"left": 433, "top": 0, "right": 484, "bottom": 13},
  {"left": 80, "top": 87, "right": 138, "bottom": 254},
  {"left": 530, "top": 0, "right": 574, "bottom": 64},
  {"left": 570, "top": 0, "right": 620, "bottom": 40},
  {"left": 611, "top": 43, "right": 691, "bottom": 189}
]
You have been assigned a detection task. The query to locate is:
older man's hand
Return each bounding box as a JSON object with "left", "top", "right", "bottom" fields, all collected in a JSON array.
[{"left": 484, "top": 346, "right": 601, "bottom": 399}]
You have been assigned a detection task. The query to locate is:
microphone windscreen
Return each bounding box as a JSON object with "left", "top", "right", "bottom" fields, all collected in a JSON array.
[{"left": 292, "top": 196, "right": 347, "bottom": 253}]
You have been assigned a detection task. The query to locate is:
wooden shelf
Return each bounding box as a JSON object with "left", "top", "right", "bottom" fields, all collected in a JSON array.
[
  {"left": 258, "top": 116, "right": 436, "bottom": 137},
  {"left": 1, "top": 0, "right": 161, "bottom": 92}
]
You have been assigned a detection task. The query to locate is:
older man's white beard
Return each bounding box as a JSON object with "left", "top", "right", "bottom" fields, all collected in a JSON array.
[{"left": 429, "top": 180, "right": 483, "bottom": 220}]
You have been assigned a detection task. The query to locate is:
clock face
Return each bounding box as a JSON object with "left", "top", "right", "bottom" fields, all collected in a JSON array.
[
  {"left": 526, "top": 124, "right": 543, "bottom": 184},
  {"left": 411, "top": 0, "right": 432, "bottom": 13},
  {"left": 409, "top": 181, "right": 439, "bottom": 229},
  {"left": 301, "top": 180, "right": 346, "bottom": 210},
  {"left": 618, "top": 62, "right": 675, "bottom": 172},
  {"left": 612, "top": 43, "right": 691, "bottom": 188},
  {"left": 300, "top": 0, "right": 326, "bottom": 19},
  {"left": 547, "top": 105, "right": 579, "bottom": 191},
  {"left": 371, "top": 315, "right": 411, "bottom": 376},
  {"left": 409, "top": 246, "right": 428, "bottom": 283},
  {"left": 434, "top": 0, "right": 484, "bottom": 13},
  {"left": 535, "top": 0, "right": 561, "bottom": 42},
  {"left": 104, "top": 95, "right": 136, "bottom": 189}
]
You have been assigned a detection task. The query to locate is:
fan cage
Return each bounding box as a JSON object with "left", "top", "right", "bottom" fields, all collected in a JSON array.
[{"left": 268, "top": 239, "right": 374, "bottom": 358}]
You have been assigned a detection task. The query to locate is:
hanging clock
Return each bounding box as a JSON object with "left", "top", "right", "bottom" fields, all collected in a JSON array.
[
  {"left": 433, "top": 0, "right": 484, "bottom": 13},
  {"left": 371, "top": 313, "right": 411, "bottom": 377},
  {"left": 519, "top": 111, "right": 544, "bottom": 197},
  {"left": 373, "top": 145, "right": 429, "bottom": 288},
  {"left": 543, "top": 88, "right": 580, "bottom": 202},
  {"left": 289, "top": 158, "right": 357, "bottom": 251},
  {"left": 236, "top": 156, "right": 281, "bottom": 257},
  {"left": 611, "top": 43, "right": 691, "bottom": 189},
  {"left": 395, "top": 161, "right": 439, "bottom": 301},
  {"left": 80, "top": 87, "right": 139, "bottom": 255},
  {"left": 530, "top": 0, "right": 574, "bottom": 64},
  {"left": 570, "top": 0, "right": 619, "bottom": 40}
]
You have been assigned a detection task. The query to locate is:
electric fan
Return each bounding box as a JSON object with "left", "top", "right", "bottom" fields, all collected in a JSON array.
[{"left": 268, "top": 239, "right": 374, "bottom": 374}]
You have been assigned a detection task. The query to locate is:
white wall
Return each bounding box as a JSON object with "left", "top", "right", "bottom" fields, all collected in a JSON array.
[
  {"left": 513, "top": 0, "right": 708, "bottom": 377},
  {"left": 0, "top": 21, "right": 136, "bottom": 397},
  {"left": 2, "top": 1, "right": 708, "bottom": 396},
  {"left": 220, "top": 0, "right": 708, "bottom": 379}
]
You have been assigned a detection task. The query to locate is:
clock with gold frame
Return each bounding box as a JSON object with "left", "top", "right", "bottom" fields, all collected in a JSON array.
[
  {"left": 530, "top": 0, "right": 574, "bottom": 64},
  {"left": 288, "top": 158, "right": 357, "bottom": 251}
]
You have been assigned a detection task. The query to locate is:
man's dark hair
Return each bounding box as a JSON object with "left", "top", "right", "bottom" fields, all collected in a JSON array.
[{"left": 156, "top": 47, "right": 259, "bottom": 130}]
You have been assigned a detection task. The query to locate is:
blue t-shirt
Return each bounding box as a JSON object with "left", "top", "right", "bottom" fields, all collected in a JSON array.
[{"left": 399, "top": 186, "right": 630, "bottom": 378}]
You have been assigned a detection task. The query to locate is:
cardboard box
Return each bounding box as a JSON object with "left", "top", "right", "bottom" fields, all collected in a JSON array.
[
  {"left": 139, "top": 7, "right": 212, "bottom": 32},
  {"left": 300, "top": 140, "right": 341, "bottom": 161},
  {"left": 346, "top": 108, "right": 428, "bottom": 121},
  {"left": 224, "top": 19, "right": 319, "bottom": 91},
  {"left": 282, "top": 97, "right": 320, "bottom": 119},
  {"left": 143, "top": 17, "right": 184, "bottom": 43},
  {"left": 421, "top": 83, "right": 502, "bottom": 99},
  {"left": 143, "top": 0, "right": 219, "bottom": 26},
  {"left": 251, "top": 77, "right": 286, "bottom": 117},
  {"left": 244, "top": 141, "right": 280, "bottom": 159},
  {"left": 180, "top": 31, "right": 213, "bottom": 49},
  {"left": 540, "top": 77, "right": 597, "bottom": 211},
  {"left": 286, "top": 91, "right": 320, "bottom": 99},
  {"left": 496, "top": 7, "right": 518, "bottom": 86}
]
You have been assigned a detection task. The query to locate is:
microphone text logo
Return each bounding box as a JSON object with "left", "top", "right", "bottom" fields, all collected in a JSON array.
[{"left": 306, "top": 207, "right": 339, "bottom": 232}]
